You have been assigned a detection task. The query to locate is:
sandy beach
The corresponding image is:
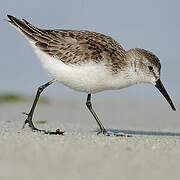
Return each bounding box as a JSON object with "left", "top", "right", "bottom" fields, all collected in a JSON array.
[
  {"left": 0, "top": 96, "right": 180, "bottom": 180},
  {"left": 1, "top": 0, "right": 179, "bottom": 179}
]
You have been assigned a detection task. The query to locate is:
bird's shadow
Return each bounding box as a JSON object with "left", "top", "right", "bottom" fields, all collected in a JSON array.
[{"left": 94, "top": 128, "right": 180, "bottom": 137}]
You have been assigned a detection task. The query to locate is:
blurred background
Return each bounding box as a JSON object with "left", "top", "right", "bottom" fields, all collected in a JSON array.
[
  {"left": 0, "top": 0, "right": 179, "bottom": 101},
  {"left": 1, "top": 3, "right": 180, "bottom": 177}
]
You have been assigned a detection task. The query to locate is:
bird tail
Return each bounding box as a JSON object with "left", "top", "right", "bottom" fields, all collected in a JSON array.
[{"left": 7, "top": 15, "right": 49, "bottom": 43}]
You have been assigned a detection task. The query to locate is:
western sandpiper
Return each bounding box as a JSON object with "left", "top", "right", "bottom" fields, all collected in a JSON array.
[{"left": 7, "top": 15, "right": 176, "bottom": 136}]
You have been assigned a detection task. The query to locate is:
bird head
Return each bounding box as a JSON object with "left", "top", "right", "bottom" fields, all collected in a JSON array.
[{"left": 126, "top": 48, "right": 176, "bottom": 111}]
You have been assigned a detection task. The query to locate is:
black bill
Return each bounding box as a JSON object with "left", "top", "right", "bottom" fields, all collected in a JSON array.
[{"left": 155, "top": 79, "right": 176, "bottom": 111}]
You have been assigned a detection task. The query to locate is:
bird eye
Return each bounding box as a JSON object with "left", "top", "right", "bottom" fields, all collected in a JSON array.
[{"left": 148, "top": 66, "right": 153, "bottom": 71}]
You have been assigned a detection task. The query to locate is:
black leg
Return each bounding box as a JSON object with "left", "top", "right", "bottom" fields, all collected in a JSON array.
[
  {"left": 86, "top": 94, "right": 131, "bottom": 137},
  {"left": 23, "top": 79, "right": 64, "bottom": 135},
  {"left": 86, "top": 94, "right": 107, "bottom": 135}
]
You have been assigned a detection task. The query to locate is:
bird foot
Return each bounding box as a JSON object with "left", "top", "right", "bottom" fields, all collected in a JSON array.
[
  {"left": 97, "top": 129, "right": 131, "bottom": 137},
  {"left": 22, "top": 112, "right": 64, "bottom": 135}
]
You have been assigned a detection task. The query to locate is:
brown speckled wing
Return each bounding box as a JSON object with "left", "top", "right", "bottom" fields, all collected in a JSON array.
[
  {"left": 8, "top": 15, "right": 127, "bottom": 72},
  {"left": 35, "top": 30, "right": 126, "bottom": 65}
]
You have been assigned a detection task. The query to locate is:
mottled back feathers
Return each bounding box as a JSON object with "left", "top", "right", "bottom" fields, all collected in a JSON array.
[{"left": 7, "top": 15, "right": 127, "bottom": 73}]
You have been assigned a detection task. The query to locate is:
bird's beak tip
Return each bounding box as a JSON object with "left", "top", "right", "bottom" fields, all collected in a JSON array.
[{"left": 155, "top": 79, "right": 176, "bottom": 111}]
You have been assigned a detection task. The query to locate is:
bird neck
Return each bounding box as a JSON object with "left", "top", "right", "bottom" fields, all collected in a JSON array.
[{"left": 125, "top": 49, "right": 145, "bottom": 84}]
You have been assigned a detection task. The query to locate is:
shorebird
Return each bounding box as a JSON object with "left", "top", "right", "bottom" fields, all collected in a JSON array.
[{"left": 7, "top": 15, "right": 176, "bottom": 136}]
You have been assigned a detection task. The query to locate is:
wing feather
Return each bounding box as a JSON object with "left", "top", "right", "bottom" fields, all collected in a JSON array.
[{"left": 8, "top": 15, "right": 127, "bottom": 72}]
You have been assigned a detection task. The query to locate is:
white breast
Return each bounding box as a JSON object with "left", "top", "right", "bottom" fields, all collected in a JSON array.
[{"left": 30, "top": 43, "right": 137, "bottom": 93}]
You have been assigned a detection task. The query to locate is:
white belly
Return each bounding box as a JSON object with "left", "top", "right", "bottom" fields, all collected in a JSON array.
[{"left": 32, "top": 45, "right": 136, "bottom": 93}]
